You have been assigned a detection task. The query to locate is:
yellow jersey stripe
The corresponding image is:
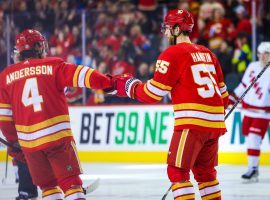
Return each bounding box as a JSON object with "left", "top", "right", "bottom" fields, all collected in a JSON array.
[
  {"left": 150, "top": 79, "right": 172, "bottom": 91},
  {"left": 172, "top": 181, "right": 193, "bottom": 191},
  {"left": 0, "top": 103, "right": 11, "bottom": 108},
  {"left": 198, "top": 180, "right": 219, "bottom": 190},
  {"left": 71, "top": 141, "right": 83, "bottom": 173},
  {"left": 222, "top": 91, "right": 229, "bottom": 98},
  {"left": 16, "top": 115, "right": 70, "bottom": 132},
  {"left": 175, "top": 194, "right": 195, "bottom": 200},
  {"left": 65, "top": 187, "right": 84, "bottom": 196},
  {"left": 19, "top": 130, "right": 72, "bottom": 148},
  {"left": 42, "top": 188, "right": 62, "bottom": 197},
  {"left": 85, "top": 68, "right": 94, "bottom": 88},
  {"left": 175, "top": 118, "right": 226, "bottom": 128},
  {"left": 218, "top": 82, "right": 225, "bottom": 87},
  {"left": 143, "top": 84, "right": 162, "bottom": 101},
  {"left": 73, "top": 65, "right": 83, "bottom": 87},
  {"left": 176, "top": 129, "right": 188, "bottom": 168},
  {"left": 0, "top": 116, "right": 13, "bottom": 121},
  {"left": 201, "top": 191, "right": 221, "bottom": 200},
  {"left": 173, "top": 103, "right": 224, "bottom": 113}
]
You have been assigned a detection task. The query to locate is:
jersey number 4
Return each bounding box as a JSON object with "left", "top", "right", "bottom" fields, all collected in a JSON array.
[
  {"left": 22, "top": 78, "right": 43, "bottom": 112},
  {"left": 191, "top": 64, "right": 221, "bottom": 98}
]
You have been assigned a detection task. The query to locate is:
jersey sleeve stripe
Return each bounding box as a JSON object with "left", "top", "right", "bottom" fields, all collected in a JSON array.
[
  {"left": 174, "top": 110, "right": 224, "bottom": 121},
  {"left": 150, "top": 79, "right": 172, "bottom": 91},
  {"left": 15, "top": 115, "right": 70, "bottom": 133},
  {"left": 221, "top": 91, "right": 229, "bottom": 98},
  {"left": 146, "top": 80, "right": 169, "bottom": 97},
  {"left": 18, "top": 130, "right": 73, "bottom": 148},
  {"left": 218, "top": 82, "right": 225, "bottom": 87},
  {"left": 85, "top": 68, "right": 94, "bottom": 88},
  {"left": 78, "top": 66, "right": 89, "bottom": 87},
  {"left": 175, "top": 118, "right": 226, "bottom": 128},
  {"left": 18, "top": 122, "right": 71, "bottom": 140},
  {"left": 173, "top": 103, "right": 224, "bottom": 113},
  {"left": 0, "top": 116, "right": 13, "bottom": 121},
  {"left": 0, "top": 108, "right": 12, "bottom": 116},
  {"left": 143, "top": 84, "right": 163, "bottom": 101},
  {"left": 0, "top": 103, "right": 11, "bottom": 108},
  {"left": 219, "top": 85, "right": 227, "bottom": 93},
  {"left": 73, "top": 65, "right": 83, "bottom": 87}
]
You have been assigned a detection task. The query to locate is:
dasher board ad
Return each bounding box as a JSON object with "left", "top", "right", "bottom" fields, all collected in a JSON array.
[{"left": 69, "top": 105, "right": 270, "bottom": 152}]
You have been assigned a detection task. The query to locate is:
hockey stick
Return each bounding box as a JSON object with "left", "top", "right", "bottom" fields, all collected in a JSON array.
[
  {"left": 83, "top": 178, "right": 100, "bottom": 195},
  {"left": 225, "top": 61, "right": 270, "bottom": 120},
  {"left": 0, "top": 137, "right": 19, "bottom": 150},
  {"left": 0, "top": 136, "right": 100, "bottom": 194},
  {"left": 161, "top": 185, "right": 172, "bottom": 200},
  {"left": 161, "top": 62, "right": 270, "bottom": 200}
]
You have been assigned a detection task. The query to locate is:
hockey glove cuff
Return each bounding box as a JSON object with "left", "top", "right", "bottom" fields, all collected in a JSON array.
[
  {"left": 125, "top": 78, "right": 141, "bottom": 99},
  {"left": 228, "top": 92, "right": 239, "bottom": 106}
]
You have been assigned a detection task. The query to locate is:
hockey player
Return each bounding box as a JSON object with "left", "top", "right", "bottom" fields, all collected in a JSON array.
[
  {"left": 229, "top": 42, "right": 270, "bottom": 182},
  {"left": 112, "top": 9, "right": 228, "bottom": 200},
  {"left": 0, "top": 29, "right": 114, "bottom": 200}
]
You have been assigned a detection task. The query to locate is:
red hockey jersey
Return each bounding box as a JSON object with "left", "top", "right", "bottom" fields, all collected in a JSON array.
[
  {"left": 135, "top": 42, "right": 229, "bottom": 134},
  {"left": 0, "top": 57, "right": 112, "bottom": 152}
]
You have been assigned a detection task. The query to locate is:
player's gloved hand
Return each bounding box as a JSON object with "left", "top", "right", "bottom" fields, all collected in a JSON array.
[
  {"left": 7, "top": 142, "right": 26, "bottom": 163},
  {"left": 112, "top": 74, "right": 141, "bottom": 98},
  {"left": 103, "top": 74, "right": 117, "bottom": 95},
  {"left": 228, "top": 92, "right": 239, "bottom": 107}
]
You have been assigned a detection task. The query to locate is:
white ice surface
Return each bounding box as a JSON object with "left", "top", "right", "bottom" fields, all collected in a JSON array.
[{"left": 0, "top": 162, "right": 270, "bottom": 200}]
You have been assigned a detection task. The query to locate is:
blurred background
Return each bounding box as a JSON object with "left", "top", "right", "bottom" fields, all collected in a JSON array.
[
  {"left": 0, "top": 2, "right": 270, "bottom": 199},
  {"left": 0, "top": 0, "right": 269, "bottom": 105}
]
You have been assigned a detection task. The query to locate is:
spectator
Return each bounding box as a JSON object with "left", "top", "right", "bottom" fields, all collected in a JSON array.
[{"left": 232, "top": 32, "right": 252, "bottom": 74}]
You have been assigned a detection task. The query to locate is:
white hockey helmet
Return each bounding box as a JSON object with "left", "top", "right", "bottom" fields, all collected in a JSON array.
[{"left": 257, "top": 42, "right": 270, "bottom": 54}]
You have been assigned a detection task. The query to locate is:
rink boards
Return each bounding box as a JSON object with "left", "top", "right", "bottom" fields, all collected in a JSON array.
[{"left": 1, "top": 105, "right": 270, "bottom": 164}]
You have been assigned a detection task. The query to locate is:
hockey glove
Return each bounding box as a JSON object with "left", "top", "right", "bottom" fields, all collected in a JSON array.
[
  {"left": 7, "top": 142, "right": 26, "bottom": 163},
  {"left": 103, "top": 74, "right": 117, "bottom": 95},
  {"left": 113, "top": 74, "right": 141, "bottom": 98},
  {"left": 228, "top": 92, "right": 239, "bottom": 107}
]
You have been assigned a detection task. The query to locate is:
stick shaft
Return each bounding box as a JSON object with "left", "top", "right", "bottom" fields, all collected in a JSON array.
[{"left": 225, "top": 62, "right": 270, "bottom": 120}]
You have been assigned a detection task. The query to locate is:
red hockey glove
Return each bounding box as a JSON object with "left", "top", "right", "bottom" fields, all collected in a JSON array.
[
  {"left": 7, "top": 143, "right": 26, "bottom": 163},
  {"left": 113, "top": 74, "right": 141, "bottom": 98},
  {"left": 103, "top": 74, "right": 117, "bottom": 95},
  {"left": 228, "top": 92, "right": 239, "bottom": 107}
]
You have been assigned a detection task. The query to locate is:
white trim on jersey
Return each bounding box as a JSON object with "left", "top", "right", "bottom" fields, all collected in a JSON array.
[
  {"left": 174, "top": 110, "right": 224, "bottom": 121},
  {"left": 0, "top": 108, "right": 12, "bottom": 116},
  {"left": 78, "top": 66, "right": 89, "bottom": 87},
  {"left": 146, "top": 80, "right": 169, "bottom": 97},
  {"left": 18, "top": 122, "right": 70, "bottom": 140}
]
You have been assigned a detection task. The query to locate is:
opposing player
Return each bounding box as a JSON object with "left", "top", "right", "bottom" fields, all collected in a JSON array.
[
  {"left": 229, "top": 42, "right": 270, "bottom": 182},
  {"left": 113, "top": 9, "right": 228, "bottom": 200},
  {"left": 0, "top": 29, "right": 114, "bottom": 200}
]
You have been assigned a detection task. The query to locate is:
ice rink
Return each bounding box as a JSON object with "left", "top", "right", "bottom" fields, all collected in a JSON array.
[{"left": 0, "top": 162, "right": 270, "bottom": 200}]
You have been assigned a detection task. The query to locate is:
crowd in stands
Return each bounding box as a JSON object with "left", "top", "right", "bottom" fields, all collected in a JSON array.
[{"left": 0, "top": 0, "right": 269, "bottom": 104}]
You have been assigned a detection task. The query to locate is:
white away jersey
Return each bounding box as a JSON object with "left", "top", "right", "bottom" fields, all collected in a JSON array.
[{"left": 234, "top": 61, "right": 270, "bottom": 119}]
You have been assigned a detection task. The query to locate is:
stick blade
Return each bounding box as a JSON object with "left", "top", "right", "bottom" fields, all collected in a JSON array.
[{"left": 83, "top": 178, "right": 100, "bottom": 195}]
